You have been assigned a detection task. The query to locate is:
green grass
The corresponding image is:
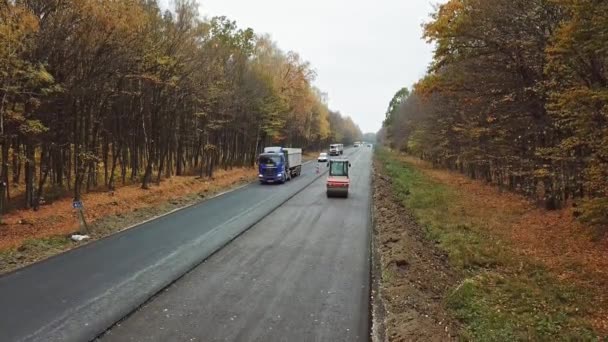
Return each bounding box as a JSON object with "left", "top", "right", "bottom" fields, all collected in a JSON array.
[
  {"left": 376, "top": 148, "right": 598, "bottom": 341},
  {"left": 0, "top": 235, "right": 73, "bottom": 274},
  {"left": 19, "top": 235, "right": 72, "bottom": 252}
]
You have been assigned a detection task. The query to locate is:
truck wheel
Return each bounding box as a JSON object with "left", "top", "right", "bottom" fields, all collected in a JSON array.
[
  {"left": 260, "top": 180, "right": 266, "bottom": 185},
  {"left": 326, "top": 192, "right": 331, "bottom": 198}
]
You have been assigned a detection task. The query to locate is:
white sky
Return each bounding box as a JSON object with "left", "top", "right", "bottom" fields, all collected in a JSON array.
[{"left": 160, "top": 0, "right": 439, "bottom": 133}]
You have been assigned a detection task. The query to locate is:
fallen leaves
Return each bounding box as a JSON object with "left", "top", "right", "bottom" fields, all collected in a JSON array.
[
  {"left": 0, "top": 168, "right": 257, "bottom": 251},
  {"left": 402, "top": 155, "right": 608, "bottom": 334}
]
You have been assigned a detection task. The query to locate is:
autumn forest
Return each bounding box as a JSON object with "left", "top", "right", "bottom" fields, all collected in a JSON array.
[
  {"left": 380, "top": 0, "right": 608, "bottom": 230},
  {"left": 0, "top": 0, "right": 362, "bottom": 212}
]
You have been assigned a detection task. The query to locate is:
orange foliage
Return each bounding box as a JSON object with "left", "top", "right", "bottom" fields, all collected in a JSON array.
[
  {"left": 0, "top": 168, "right": 256, "bottom": 250},
  {"left": 404, "top": 156, "right": 608, "bottom": 332}
]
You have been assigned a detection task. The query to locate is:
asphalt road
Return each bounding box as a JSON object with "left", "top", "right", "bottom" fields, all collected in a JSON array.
[
  {"left": 101, "top": 148, "right": 373, "bottom": 342},
  {"left": 0, "top": 150, "right": 359, "bottom": 342}
]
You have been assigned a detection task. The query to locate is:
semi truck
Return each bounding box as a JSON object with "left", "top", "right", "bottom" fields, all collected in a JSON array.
[
  {"left": 258, "top": 146, "right": 303, "bottom": 184},
  {"left": 329, "top": 143, "right": 344, "bottom": 156}
]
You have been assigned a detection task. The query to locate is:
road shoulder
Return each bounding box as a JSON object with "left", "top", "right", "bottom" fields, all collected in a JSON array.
[{"left": 371, "top": 157, "right": 458, "bottom": 341}]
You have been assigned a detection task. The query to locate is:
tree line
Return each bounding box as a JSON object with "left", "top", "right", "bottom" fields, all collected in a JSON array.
[
  {"left": 380, "top": 0, "right": 608, "bottom": 228},
  {"left": 0, "top": 0, "right": 362, "bottom": 212}
]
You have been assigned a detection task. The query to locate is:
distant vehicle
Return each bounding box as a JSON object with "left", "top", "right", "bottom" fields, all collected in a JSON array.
[
  {"left": 326, "top": 158, "right": 351, "bottom": 198},
  {"left": 367, "top": 143, "right": 372, "bottom": 147},
  {"left": 329, "top": 143, "right": 343, "bottom": 156},
  {"left": 354, "top": 143, "right": 360, "bottom": 147},
  {"left": 318, "top": 152, "right": 328, "bottom": 162},
  {"left": 258, "top": 146, "right": 302, "bottom": 184}
]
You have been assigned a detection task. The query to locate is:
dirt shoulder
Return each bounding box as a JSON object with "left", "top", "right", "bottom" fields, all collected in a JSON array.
[
  {"left": 0, "top": 168, "right": 257, "bottom": 275},
  {"left": 373, "top": 148, "right": 604, "bottom": 340},
  {"left": 372, "top": 158, "right": 458, "bottom": 341}
]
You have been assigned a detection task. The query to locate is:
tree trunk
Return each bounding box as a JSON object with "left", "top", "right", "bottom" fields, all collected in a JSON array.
[
  {"left": 1, "top": 139, "right": 9, "bottom": 205},
  {"left": 34, "top": 148, "right": 50, "bottom": 211},
  {"left": 108, "top": 142, "right": 120, "bottom": 190},
  {"left": 141, "top": 160, "right": 153, "bottom": 189},
  {"left": 103, "top": 138, "right": 109, "bottom": 187},
  {"left": 24, "top": 143, "right": 35, "bottom": 209},
  {"left": 156, "top": 148, "right": 166, "bottom": 185},
  {"left": 12, "top": 140, "right": 21, "bottom": 184}
]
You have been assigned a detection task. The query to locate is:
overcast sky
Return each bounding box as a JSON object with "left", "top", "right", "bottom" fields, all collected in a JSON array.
[{"left": 160, "top": 0, "right": 439, "bottom": 133}]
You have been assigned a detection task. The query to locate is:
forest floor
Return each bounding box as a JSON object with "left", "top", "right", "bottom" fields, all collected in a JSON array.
[
  {"left": 0, "top": 167, "right": 257, "bottom": 275},
  {"left": 374, "top": 148, "right": 607, "bottom": 340}
]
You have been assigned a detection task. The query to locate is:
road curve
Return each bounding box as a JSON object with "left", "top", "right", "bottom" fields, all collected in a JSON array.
[
  {"left": 0, "top": 150, "right": 357, "bottom": 342},
  {"left": 101, "top": 148, "right": 373, "bottom": 341}
]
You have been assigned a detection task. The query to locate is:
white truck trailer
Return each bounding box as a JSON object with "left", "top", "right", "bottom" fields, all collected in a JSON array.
[{"left": 329, "top": 143, "right": 344, "bottom": 156}]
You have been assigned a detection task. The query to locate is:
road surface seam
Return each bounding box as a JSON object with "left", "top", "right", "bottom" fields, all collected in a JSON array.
[
  {"left": 23, "top": 189, "right": 288, "bottom": 342},
  {"left": 100, "top": 148, "right": 370, "bottom": 342},
  {"left": 7, "top": 162, "right": 327, "bottom": 342},
  {"left": 92, "top": 159, "right": 333, "bottom": 341}
]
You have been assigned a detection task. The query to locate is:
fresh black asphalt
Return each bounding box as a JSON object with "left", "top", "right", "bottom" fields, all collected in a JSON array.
[
  {"left": 0, "top": 156, "right": 338, "bottom": 341},
  {"left": 102, "top": 148, "right": 372, "bottom": 341},
  {"left": 0, "top": 148, "right": 370, "bottom": 342}
]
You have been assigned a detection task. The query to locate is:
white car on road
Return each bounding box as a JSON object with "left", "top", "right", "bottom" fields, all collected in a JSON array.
[{"left": 318, "top": 152, "right": 328, "bottom": 162}]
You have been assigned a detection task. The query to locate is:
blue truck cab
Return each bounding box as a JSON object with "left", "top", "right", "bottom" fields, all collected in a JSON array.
[{"left": 258, "top": 146, "right": 302, "bottom": 184}]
